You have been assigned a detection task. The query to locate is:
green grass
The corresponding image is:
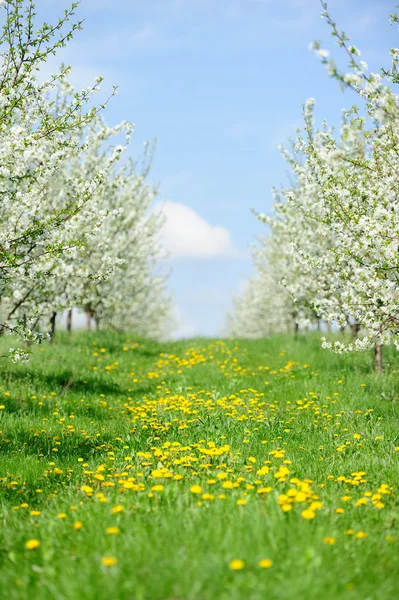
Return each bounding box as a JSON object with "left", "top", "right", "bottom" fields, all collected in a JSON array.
[{"left": 0, "top": 331, "right": 398, "bottom": 600}]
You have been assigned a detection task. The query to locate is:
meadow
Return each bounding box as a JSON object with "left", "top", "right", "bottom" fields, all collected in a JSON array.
[{"left": 0, "top": 332, "right": 398, "bottom": 600}]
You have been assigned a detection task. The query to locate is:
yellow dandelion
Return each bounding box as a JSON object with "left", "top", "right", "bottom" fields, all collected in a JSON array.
[
  {"left": 323, "top": 537, "right": 335, "bottom": 545},
  {"left": 229, "top": 559, "right": 245, "bottom": 570},
  {"left": 259, "top": 559, "right": 273, "bottom": 568},
  {"left": 106, "top": 527, "right": 120, "bottom": 535},
  {"left": 355, "top": 531, "right": 367, "bottom": 539},
  {"left": 301, "top": 509, "right": 315, "bottom": 520},
  {"left": 101, "top": 556, "right": 117, "bottom": 567},
  {"left": 25, "top": 539, "right": 40, "bottom": 550},
  {"left": 257, "top": 487, "right": 272, "bottom": 495}
]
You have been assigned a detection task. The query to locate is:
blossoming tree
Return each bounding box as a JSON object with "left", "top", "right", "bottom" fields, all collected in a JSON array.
[
  {"left": 0, "top": 1, "right": 173, "bottom": 359},
  {"left": 235, "top": 1, "right": 399, "bottom": 371}
]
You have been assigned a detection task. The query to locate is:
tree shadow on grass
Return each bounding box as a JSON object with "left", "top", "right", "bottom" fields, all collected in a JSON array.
[{"left": 0, "top": 368, "right": 124, "bottom": 396}]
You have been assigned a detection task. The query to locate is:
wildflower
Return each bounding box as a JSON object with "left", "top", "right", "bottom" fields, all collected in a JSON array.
[
  {"left": 236, "top": 499, "right": 246, "bottom": 506},
  {"left": 202, "top": 493, "right": 215, "bottom": 501},
  {"left": 259, "top": 559, "right": 273, "bottom": 568},
  {"left": 190, "top": 485, "right": 202, "bottom": 494},
  {"left": 112, "top": 505, "right": 124, "bottom": 514},
  {"left": 301, "top": 509, "right": 315, "bottom": 520},
  {"left": 74, "top": 522, "right": 83, "bottom": 531},
  {"left": 151, "top": 485, "right": 164, "bottom": 492},
  {"left": 355, "top": 531, "right": 367, "bottom": 539},
  {"left": 25, "top": 539, "right": 40, "bottom": 550},
  {"left": 30, "top": 510, "right": 41, "bottom": 516},
  {"left": 355, "top": 498, "right": 368, "bottom": 507},
  {"left": 106, "top": 527, "right": 120, "bottom": 535},
  {"left": 102, "top": 557, "right": 117, "bottom": 567},
  {"left": 323, "top": 537, "right": 335, "bottom": 545},
  {"left": 229, "top": 559, "right": 245, "bottom": 570},
  {"left": 294, "top": 491, "right": 308, "bottom": 503},
  {"left": 257, "top": 487, "right": 272, "bottom": 494},
  {"left": 222, "top": 481, "right": 234, "bottom": 489}
]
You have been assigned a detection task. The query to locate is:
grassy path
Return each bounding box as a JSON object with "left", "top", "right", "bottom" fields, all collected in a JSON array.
[{"left": 0, "top": 333, "right": 398, "bottom": 599}]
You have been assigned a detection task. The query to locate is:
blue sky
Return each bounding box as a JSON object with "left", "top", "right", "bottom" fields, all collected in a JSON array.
[{"left": 41, "top": 0, "right": 398, "bottom": 336}]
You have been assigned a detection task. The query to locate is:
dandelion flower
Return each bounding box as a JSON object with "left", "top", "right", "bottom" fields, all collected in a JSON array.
[
  {"left": 25, "top": 539, "right": 40, "bottom": 550},
  {"left": 323, "top": 537, "right": 335, "bottom": 545},
  {"left": 355, "top": 531, "right": 367, "bottom": 539},
  {"left": 102, "top": 556, "right": 117, "bottom": 567},
  {"left": 259, "top": 559, "right": 273, "bottom": 568},
  {"left": 106, "top": 527, "right": 120, "bottom": 535},
  {"left": 301, "top": 509, "right": 315, "bottom": 520},
  {"left": 229, "top": 559, "right": 245, "bottom": 570},
  {"left": 151, "top": 485, "right": 164, "bottom": 492}
]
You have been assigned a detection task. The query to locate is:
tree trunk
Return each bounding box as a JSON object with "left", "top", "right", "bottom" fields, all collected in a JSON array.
[
  {"left": 374, "top": 343, "right": 383, "bottom": 374},
  {"left": 350, "top": 323, "right": 361, "bottom": 342},
  {"left": 317, "top": 319, "right": 321, "bottom": 331},
  {"left": 66, "top": 308, "right": 72, "bottom": 333},
  {"left": 326, "top": 322, "right": 331, "bottom": 334},
  {"left": 95, "top": 315, "right": 100, "bottom": 331},
  {"left": 86, "top": 310, "right": 92, "bottom": 331},
  {"left": 49, "top": 312, "right": 57, "bottom": 343}
]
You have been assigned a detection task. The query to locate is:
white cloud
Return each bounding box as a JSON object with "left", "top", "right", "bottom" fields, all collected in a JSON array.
[{"left": 154, "top": 201, "right": 241, "bottom": 260}]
